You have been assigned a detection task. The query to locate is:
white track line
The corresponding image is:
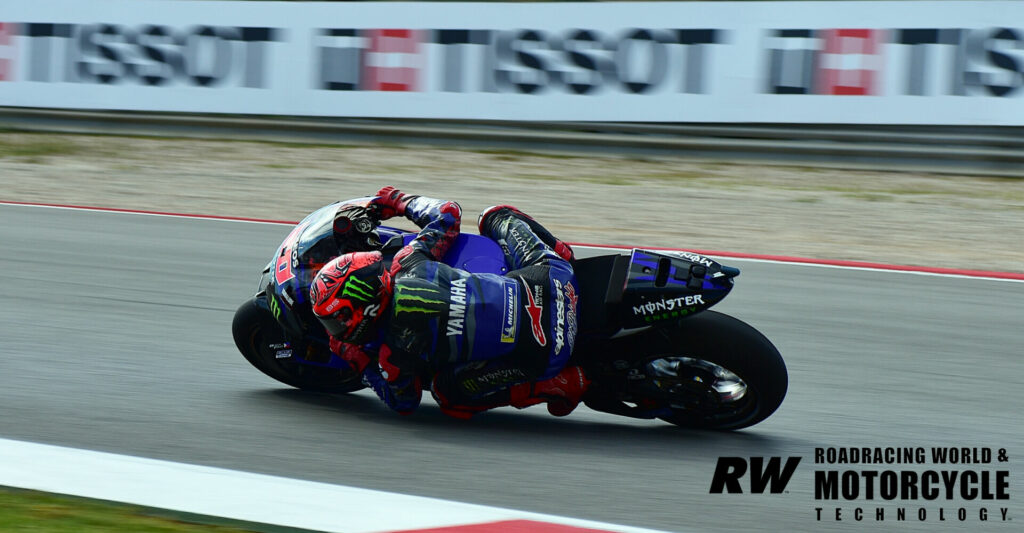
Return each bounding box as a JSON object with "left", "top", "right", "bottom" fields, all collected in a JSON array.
[{"left": 0, "top": 438, "right": 671, "bottom": 533}]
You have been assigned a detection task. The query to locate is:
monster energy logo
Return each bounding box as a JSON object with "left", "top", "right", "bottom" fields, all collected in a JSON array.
[
  {"left": 342, "top": 276, "right": 376, "bottom": 302},
  {"left": 393, "top": 283, "right": 445, "bottom": 316},
  {"left": 268, "top": 293, "right": 282, "bottom": 319}
]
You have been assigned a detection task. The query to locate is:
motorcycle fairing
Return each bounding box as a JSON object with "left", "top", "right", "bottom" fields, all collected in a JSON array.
[{"left": 618, "top": 249, "right": 737, "bottom": 329}]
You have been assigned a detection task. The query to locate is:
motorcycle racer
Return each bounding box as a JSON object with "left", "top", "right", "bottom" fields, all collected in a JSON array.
[{"left": 310, "top": 186, "right": 589, "bottom": 419}]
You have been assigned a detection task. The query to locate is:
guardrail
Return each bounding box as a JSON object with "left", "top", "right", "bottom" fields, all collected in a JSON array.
[{"left": 2, "top": 107, "right": 1022, "bottom": 177}]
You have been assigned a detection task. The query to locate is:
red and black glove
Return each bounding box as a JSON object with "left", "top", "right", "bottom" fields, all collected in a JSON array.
[
  {"left": 330, "top": 338, "right": 371, "bottom": 373},
  {"left": 364, "top": 344, "right": 422, "bottom": 414},
  {"left": 372, "top": 186, "right": 418, "bottom": 220}
]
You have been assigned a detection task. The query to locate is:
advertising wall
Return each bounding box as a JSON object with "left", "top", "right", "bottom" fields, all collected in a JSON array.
[{"left": 0, "top": 1, "right": 1022, "bottom": 124}]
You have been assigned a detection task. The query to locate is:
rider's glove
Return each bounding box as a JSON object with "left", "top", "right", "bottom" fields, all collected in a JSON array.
[
  {"left": 359, "top": 344, "right": 422, "bottom": 414},
  {"left": 372, "top": 186, "right": 418, "bottom": 220},
  {"left": 330, "top": 338, "right": 371, "bottom": 373},
  {"left": 362, "top": 367, "right": 421, "bottom": 415}
]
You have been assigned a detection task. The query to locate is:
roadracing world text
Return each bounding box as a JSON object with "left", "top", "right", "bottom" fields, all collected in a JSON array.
[
  {"left": 813, "top": 447, "right": 1011, "bottom": 523},
  {"left": 709, "top": 448, "right": 1012, "bottom": 523}
]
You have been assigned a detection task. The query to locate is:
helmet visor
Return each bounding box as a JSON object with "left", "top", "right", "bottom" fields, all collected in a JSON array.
[{"left": 316, "top": 305, "right": 355, "bottom": 339}]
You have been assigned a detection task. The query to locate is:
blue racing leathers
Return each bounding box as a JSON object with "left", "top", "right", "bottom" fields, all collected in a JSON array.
[{"left": 342, "top": 196, "right": 578, "bottom": 415}]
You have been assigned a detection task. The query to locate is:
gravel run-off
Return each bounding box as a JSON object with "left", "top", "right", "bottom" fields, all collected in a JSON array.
[{"left": 3, "top": 132, "right": 1022, "bottom": 274}]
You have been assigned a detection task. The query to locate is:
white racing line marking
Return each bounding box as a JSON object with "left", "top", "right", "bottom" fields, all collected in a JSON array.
[{"left": 0, "top": 438, "right": 671, "bottom": 533}]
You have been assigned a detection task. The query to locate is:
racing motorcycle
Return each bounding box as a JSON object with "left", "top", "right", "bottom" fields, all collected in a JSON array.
[{"left": 232, "top": 198, "right": 787, "bottom": 430}]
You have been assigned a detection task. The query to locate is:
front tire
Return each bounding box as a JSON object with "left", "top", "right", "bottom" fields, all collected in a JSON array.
[
  {"left": 231, "top": 298, "right": 365, "bottom": 393},
  {"left": 640, "top": 311, "right": 787, "bottom": 430}
]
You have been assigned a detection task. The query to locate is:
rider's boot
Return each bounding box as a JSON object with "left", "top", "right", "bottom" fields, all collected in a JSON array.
[
  {"left": 478, "top": 205, "right": 575, "bottom": 262},
  {"left": 430, "top": 363, "right": 524, "bottom": 420},
  {"left": 509, "top": 366, "right": 591, "bottom": 417},
  {"left": 430, "top": 384, "right": 506, "bottom": 420}
]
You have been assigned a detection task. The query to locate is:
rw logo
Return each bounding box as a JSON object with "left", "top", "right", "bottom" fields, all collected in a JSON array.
[{"left": 709, "top": 456, "right": 801, "bottom": 494}]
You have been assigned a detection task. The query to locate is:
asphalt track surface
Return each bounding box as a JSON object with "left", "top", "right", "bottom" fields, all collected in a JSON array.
[{"left": 1, "top": 203, "right": 1022, "bottom": 533}]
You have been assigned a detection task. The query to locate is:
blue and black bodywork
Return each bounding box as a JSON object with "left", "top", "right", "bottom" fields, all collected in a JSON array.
[
  {"left": 569, "top": 248, "right": 738, "bottom": 338},
  {"left": 619, "top": 249, "right": 738, "bottom": 329}
]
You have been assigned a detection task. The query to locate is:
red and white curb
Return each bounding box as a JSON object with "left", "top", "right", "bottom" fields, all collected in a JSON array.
[{"left": 0, "top": 438, "right": 670, "bottom": 533}]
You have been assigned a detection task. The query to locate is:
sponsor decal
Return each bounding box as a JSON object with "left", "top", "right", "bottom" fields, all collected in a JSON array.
[
  {"left": 317, "top": 27, "right": 723, "bottom": 95},
  {"left": 7, "top": 12, "right": 1024, "bottom": 126},
  {"left": 11, "top": 22, "right": 281, "bottom": 86},
  {"left": 708, "top": 446, "right": 1012, "bottom": 524},
  {"left": 506, "top": 226, "right": 530, "bottom": 258},
  {"left": 553, "top": 278, "right": 566, "bottom": 354},
  {"left": 267, "top": 292, "right": 282, "bottom": 320},
  {"left": 520, "top": 277, "right": 546, "bottom": 347},
  {"left": 765, "top": 27, "right": 1024, "bottom": 97},
  {"left": 279, "top": 286, "right": 295, "bottom": 306},
  {"left": 661, "top": 250, "right": 713, "bottom": 267},
  {"left": 500, "top": 279, "right": 518, "bottom": 343},
  {"left": 274, "top": 222, "right": 309, "bottom": 286},
  {"left": 341, "top": 274, "right": 376, "bottom": 302},
  {"left": 460, "top": 367, "right": 528, "bottom": 394},
  {"left": 766, "top": 29, "right": 881, "bottom": 96},
  {"left": 553, "top": 278, "right": 579, "bottom": 355},
  {"left": 392, "top": 283, "right": 445, "bottom": 316},
  {"left": 564, "top": 281, "right": 579, "bottom": 353},
  {"left": 633, "top": 295, "right": 705, "bottom": 317},
  {"left": 447, "top": 277, "right": 467, "bottom": 336}
]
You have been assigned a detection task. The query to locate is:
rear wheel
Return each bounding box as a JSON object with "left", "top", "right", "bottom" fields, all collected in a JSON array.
[
  {"left": 634, "top": 311, "right": 787, "bottom": 430},
  {"left": 231, "top": 298, "right": 365, "bottom": 393}
]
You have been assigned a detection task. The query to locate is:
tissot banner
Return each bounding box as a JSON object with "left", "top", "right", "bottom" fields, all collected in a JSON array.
[{"left": 0, "top": 1, "right": 1022, "bottom": 124}]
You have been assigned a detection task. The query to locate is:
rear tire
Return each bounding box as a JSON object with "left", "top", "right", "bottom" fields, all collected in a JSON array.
[
  {"left": 641, "top": 311, "right": 787, "bottom": 430},
  {"left": 231, "top": 298, "right": 365, "bottom": 393}
]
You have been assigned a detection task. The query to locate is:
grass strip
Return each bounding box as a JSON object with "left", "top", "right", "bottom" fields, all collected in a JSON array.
[{"left": 0, "top": 487, "right": 322, "bottom": 533}]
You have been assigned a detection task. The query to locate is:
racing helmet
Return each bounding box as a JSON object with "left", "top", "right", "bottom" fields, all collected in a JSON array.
[{"left": 310, "top": 251, "right": 392, "bottom": 343}]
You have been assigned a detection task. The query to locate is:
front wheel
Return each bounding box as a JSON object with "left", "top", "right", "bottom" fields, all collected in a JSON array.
[
  {"left": 231, "top": 298, "right": 365, "bottom": 393},
  {"left": 631, "top": 311, "right": 787, "bottom": 430}
]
